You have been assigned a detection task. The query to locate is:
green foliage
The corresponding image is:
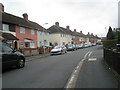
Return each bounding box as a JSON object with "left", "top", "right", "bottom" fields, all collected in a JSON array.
[
  {"left": 118, "top": 31, "right": 120, "bottom": 43},
  {"left": 106, "top": 26, "right": 115, "bottom": 40},
  {"left": 103, "top": 39, "right": 117, "bottom": 49}
]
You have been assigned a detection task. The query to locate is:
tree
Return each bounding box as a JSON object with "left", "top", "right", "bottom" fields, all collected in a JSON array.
[{"left": 106, "top": 26, "right": 115, "bottom": 40}]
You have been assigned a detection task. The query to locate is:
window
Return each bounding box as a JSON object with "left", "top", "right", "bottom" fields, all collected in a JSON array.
[
  {"left": 31, "top": 29, "right": 35, "bottom": 35},
  {"left": 20, "top": 27, "right": 25, "bottom": 33},
  {"left": 25, "top": 42, "right": 30, "bottom": 48},
  {"left": 39, "top": 31, "right": 42, "bottom": 35},
  {"left": 2, "top": 24, "right": 9, "bottom": 31},
  {"left": 20, "top": 41, "right": 24, "bottom": 47}
]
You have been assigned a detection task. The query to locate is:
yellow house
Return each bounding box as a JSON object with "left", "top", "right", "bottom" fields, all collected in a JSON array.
[{"left": 48, "top": 22, "right": 73, "bottom": 46}]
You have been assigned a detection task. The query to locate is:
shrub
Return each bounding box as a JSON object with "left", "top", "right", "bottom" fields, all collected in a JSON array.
[{"left": 103, "top": 39, "right": 118, "bottom": 49}]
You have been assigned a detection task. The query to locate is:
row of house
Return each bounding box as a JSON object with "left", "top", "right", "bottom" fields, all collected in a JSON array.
[{"left": 0, "top": 3, "right": 101, "bottom": 51}]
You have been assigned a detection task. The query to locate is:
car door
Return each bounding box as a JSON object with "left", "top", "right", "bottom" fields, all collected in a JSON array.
[{"left": 2, "top": 43, "right": 18, "bottom": 68}]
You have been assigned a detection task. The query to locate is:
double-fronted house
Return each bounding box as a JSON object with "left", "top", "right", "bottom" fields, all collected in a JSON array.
[{"left": 48, "top": 22, "right": 73, "bottom": 46}]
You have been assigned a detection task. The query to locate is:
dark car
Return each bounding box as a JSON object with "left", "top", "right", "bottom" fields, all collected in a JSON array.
[{"left": 0, "top": 42, "right": 25, "bottom": 69}]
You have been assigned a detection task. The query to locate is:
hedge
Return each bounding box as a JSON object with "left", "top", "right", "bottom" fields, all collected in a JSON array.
[{"left": 103, "top": 39, "right": 118, "bottom": 49}]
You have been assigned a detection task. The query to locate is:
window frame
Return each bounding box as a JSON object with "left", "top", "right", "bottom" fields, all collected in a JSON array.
[{"left": 20, "top": 27, "right": 25, "bottom": 33}]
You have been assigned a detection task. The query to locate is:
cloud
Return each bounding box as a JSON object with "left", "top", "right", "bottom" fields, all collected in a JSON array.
[{"left": 1, "top": 0, "right": 119, "bottom": 37}]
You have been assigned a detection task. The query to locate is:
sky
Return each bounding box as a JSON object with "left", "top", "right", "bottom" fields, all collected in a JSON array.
[{"left": 1, "top": 0, "right": 120, "bottom": 37}]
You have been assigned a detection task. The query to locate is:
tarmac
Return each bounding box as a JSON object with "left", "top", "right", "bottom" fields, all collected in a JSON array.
[{"left": 24, "top": 51, "right": 120, "bottom": 89}]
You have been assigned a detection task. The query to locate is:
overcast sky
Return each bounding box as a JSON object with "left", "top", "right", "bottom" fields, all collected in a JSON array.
[{"left": 1, "top": 0, "right": 120, "bottom": 37}]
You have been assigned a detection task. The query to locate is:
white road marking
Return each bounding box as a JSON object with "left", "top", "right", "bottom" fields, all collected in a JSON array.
[
  {"left": 88, "top": 58, "right": 97, "bottom": 61},
  {"left": 65, "top": 51, "right": 94, "bottom": 89},
  {"left": 84, "top": 51, "right": 90, "bottom": 59},
  {"left": 88, "top": 51, "right": 92, "bottom": 57},
  {"left": 65, "top": 59, "right": 85, "bottom": 89}
]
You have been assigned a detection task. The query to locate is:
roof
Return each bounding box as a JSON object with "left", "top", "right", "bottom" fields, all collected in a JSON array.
[
  {"left": 2, "top": 32, "right": 19, "bottom": 40},
  {"left": 47, "top": 25, "right": 65, "bottom": 34},
  {"left": 2, "top": 11, "right": 48, "bottom": 32},
  {"left": 48, "top": 25, "right": 86, "bottom": 37}
]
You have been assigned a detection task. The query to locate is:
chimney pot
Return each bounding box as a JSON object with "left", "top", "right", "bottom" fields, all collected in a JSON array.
[
  {"left": 91, "top": 33, "right": 93, "bottom": 35},
  {"left": 23, "top": 13, "right": 28, "bottom": 20},
  {"left": 66, "top": 26, "right": 70, "bottom": 30},
  {"left": 88, "top": 32, "right": 90, "bottom": 35},
  {"left": 74, "top": 29, "right": 76, "bottom": 32},
  {"left": 55, "top": 22, "right": 59, "bottom": 27},
  {"left": 0, "top": 3, "right": 4, "bottom": 12},
  {"left": 80, "top": 31, "right": 82, "bottom": 34}
]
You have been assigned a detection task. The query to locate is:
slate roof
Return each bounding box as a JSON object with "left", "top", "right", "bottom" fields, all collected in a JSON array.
[
  {"left": 2, "top": 11, "right": 48, "bottom": 32},
  {"left": 48, "top": 25, "right": 87, "bottom": 38},
  {"left": 48, "top": 25, "right": 65, "bottom": 34}
]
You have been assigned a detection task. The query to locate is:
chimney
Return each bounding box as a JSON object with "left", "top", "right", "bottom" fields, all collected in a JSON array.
[
  {"left": 74, "top": 29, "right": 76, "bottom": 32},
  {"left": 0, "top": 3, "right": 4, "bottom": 12},
  {"left": 55, "top": 22, "right": 59, "bottom": 27},
  {"left": 23, "top": 13, "right": 28, "bottom": 20},
  {"left": 91, "top": 33, "right": 93, "bottom": 36},
  {"left": 87, "top": 32, "right": 90, "bottom": 35},
  {"left": 66, "top": 26, "right": 70, "bottom": 30},
  {"left": 80, "top": 31, "right": 82, "bottom": 34}
]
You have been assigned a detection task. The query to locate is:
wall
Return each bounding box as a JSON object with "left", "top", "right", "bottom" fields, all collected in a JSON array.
[
  {"left": 37, "top": 31, "right": 50, "bottom": 47},
  {"left": 49, "top": 33, "right": 73, "bottom": 46},
  {"left": 16, "top": 26, "right": 38, "bottom": 48}
]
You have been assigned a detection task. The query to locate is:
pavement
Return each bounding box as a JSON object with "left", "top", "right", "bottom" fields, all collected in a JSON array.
[
  {"left": 25, "top": 53, "right": 50, "bottom": 62},
  {"left": 75, "top": 46, "right": 119, "bottom": 89}
]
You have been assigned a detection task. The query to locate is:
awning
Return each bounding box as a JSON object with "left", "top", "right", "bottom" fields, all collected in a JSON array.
[{"left": 2, "top": 33, "right": 19, "bottom": 40}]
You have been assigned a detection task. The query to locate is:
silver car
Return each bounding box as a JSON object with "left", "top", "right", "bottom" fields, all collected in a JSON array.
[{"left": 51, "top": 45, "right": 67, "bottom": 55}]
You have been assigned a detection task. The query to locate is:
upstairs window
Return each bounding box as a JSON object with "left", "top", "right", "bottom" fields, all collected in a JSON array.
[
  {"left": 20, "top": 27, "right": 25, "bottom": 33},
  {"left": 2, "top": 24, "right": 9, "bottom": 31},
  {"left": 31, "top": 29, "right": 35, "bottom": 35}
]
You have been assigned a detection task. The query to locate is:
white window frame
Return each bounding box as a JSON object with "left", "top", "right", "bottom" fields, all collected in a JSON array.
[
  {"left": 20, "top": 27, "right": 25, "bottom": 33},
  {"left": 20, "top": 41, "right": 24, "bottom": 47},
  {"left": 31, "top": 29, "right": 35, "bottom": 35}
]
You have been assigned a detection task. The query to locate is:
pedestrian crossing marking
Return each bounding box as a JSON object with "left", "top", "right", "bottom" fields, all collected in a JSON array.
[{"left": 88, "top": 58, "right": 97, "bottom": 61}]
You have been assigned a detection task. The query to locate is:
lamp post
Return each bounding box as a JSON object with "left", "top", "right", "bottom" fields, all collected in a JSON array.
[{"left": 43, "top": 23, "right": 48, "bottom": 54}]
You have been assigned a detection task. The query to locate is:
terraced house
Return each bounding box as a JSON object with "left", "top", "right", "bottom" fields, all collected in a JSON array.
[
  {"left": 1, "top": 3, "right": 50, "bottom": 50},
  {"left": 48, "top": 22, "right": 73, "bottom": 46},
  {"left": 48, "top": 22, "right": 87, "bottom": 46}
]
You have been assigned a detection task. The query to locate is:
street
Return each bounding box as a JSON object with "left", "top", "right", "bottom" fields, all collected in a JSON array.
[{"left": 2, "top": 45, "right": 118, "bottom": 88}]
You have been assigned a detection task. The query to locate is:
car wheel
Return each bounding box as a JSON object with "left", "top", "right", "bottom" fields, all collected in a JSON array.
[
  {"left": 65, "top": 51, "right": 67, "bottom": 53},
  {"left": 17, "top": 58, "right": 25, "bottom": 68}
]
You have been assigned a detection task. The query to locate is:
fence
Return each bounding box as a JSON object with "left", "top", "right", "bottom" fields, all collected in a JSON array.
[
  {"left": 103, "top": 48, "right": 120, "bottom": 74},
  {"left": 18, "top": 47, "right": 52, "bottom": 56}
]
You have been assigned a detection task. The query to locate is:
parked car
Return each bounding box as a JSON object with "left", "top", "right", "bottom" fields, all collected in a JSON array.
[
  {"left": 50, "top": 45, "right": 67, "bottom": 55},
  {"left": 78, "top": 44, "right": 84, "bottom": 49},
  {"left": 0, "top": 42, "right": 25, "bottom": 70},
  {"left": 83, "top": 43, "right": 89, "bottom": 48},
  {"left": 66, "top": 44, "right": 76, "bottom": 51}
]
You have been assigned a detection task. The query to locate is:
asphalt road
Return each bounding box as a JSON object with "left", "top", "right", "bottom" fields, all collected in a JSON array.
[{"left": 2, "top": 45, "right": 118, "bottom": 88}]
